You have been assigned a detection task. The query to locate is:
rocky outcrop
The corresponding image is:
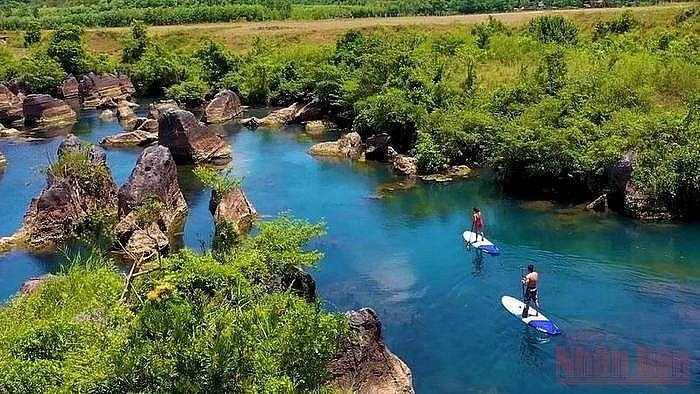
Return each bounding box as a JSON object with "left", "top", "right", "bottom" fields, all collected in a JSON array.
[
  {"left": 242, "top": 99, "right": 324, "bottom": 128},
  {"left": 278, "top": 266, "right": 316, "bottom": 301},
  {"left": 308, "top": 132, "right": 362, "bottom": 158},
  {"left": 134, "top": 117, "right": 159, "bottom": 133},
  {"left": 0, "top": 124, "right": 21, "bottom": 138},
  {"left": 19, "top": 274, "right": 55, "bottom": 296},
  {"left": 209, "top": 187, "right": 257, "bottom": 240},
  {"left": 116, "top": 145, "right": 188, "bottom": 258},
  {"left": 8, "top": 135, "right": 118, "bottom": 250},
  {"left": 60, "top": 76, "right": 80, "bottom": 100},
  {"left": 23, "top": 94, "right": 77, "bottom": 128},
  {"left": 304, "top": 120, "right": 337, "bottom": 135},
  {"left": 388, "top": 147, "right": 418, "bottom": 176},
  {"left": 0, "top": 85, "right": 24, "bottom": 126},
  {"left": 80, "top": 73, "right": 135, "bottom": 108},
  {"left": 116, "top": 102, "right": 135, "bottom": 120},
  {"left": 100, "top": 130, "right": 158, "bottom": 147},
  {"left": 158, "top": 109, "right": 232, "bottom": 164},
  {"left": 328, "top": 308, "right": 414, "bottom": 394},
  {"left": 364, "top": 133, "right": 391, "bottom": 161},
  {"left": 148, "top": 100, "right": 179, "bottom": 120},
  {"left": 203, "top": 90, "right": 243, "bottom": 123},
  {"left": 610, "top": 151, "right": 672, "bottom": 220}
]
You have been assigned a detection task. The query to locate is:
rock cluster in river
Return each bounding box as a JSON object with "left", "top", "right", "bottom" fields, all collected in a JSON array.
[
  {"left": 22, "top": 94, "right": 77, "bottom": 128},
  {"left": 158, "top": 109, "right": 232, "bottom": 164},
  {"left": 79, "top": 73, "right": 136, "bottom": 108},
  {"left": 7, "top": 135, "right": 117, "bottom": 250},
  {"left": 116, "top": 145, "right": 188, "bottom": 258},
  {"left": 203, "top": 90, "right": 243, "bottom": 123},
  {"left": 60, "top": 76, "right": 80, "bottom": 100},
  {"left": 242, "top": 99, "right": 323, "bottom": 128},
  {"left": 329, "top": 308, "right": 414, "bottom": 393}
]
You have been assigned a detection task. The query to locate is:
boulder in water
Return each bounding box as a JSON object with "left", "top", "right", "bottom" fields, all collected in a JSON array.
[
  {"left": 209, "top": 187, "right": 257, "bottom": 242},
  {"left": 158, "top": 109, "right": 232, "bottom": 164},
  {"left": 308, "top": 132, "right": 363, "bottom": 158},
  {"left": 22, "top": 94, "right": 76, "bottom": 128},
  {"left": 100, "top": 130, "right": 158, "bottom": 147},
  {"left": 80, "top": 73, "right": 135, "bottom": 108},
  {"left": 203, "top": 90, "right": 243, "bottom": 123},
  {"left": 364, "top": 133, "right": 391, "bottom": 161}
]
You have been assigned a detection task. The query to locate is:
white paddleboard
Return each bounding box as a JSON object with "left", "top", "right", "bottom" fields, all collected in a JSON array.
[
  {"left": 501, "top": 295, "right": 561, "bottom": 335},
  {"left": 462, "top": 231, "right": 500, "bottom": 255}
]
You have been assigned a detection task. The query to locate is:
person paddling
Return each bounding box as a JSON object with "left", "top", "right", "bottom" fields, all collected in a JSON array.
[
  {"left": 521, "top": 264, "right": 539, "bottom": 318},
  {"left": 471, "top": 208, "right": 484, "bottom": 242}
]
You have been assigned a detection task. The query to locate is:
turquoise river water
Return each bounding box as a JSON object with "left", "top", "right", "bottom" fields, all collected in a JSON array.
[{"left": 0, "top": 104, "right": 698, "bottom": 393}]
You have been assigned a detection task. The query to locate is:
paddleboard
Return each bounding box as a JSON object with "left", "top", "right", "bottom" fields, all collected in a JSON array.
[
  {"left": 501, "top": 295, "right": 561, "bottom": 335},
  {"left": 462, "top": 230, "right": 500, "bottom": 255}
]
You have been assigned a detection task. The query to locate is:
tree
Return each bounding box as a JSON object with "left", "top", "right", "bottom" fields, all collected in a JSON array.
[
  {"left": 122, "top": 20, "right": 149, "bottom": 63},
  {"left": 23, "top": 22, "right": 40, "bottom": 47},
  {"left": 47, "top": 24, "right": 88, "bottom": 76}
]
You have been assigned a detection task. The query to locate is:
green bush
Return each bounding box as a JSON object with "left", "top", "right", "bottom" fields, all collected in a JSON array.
[
  {"left": 46, "top": 24, "right": 89, "bottom": 76},
  {"left": 165, "top": 77, "right": 210, "bottom": 108},
  {"left": 17, "top": 54, "right": 65, "bottom": 95},
  {"left": 49, "top": 147, "right": 111, "bottom": 194},
  {"left": 526, "top": 15, "right": 579, "bottom": 45},
  {"left": 23, "top": 23, "right": 41, "bottom": 47},
  {"left": 122, "top": 20, "right": 149, "bottom": 64}
]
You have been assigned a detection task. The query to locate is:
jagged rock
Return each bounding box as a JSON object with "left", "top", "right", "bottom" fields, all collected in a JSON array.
[
  {"left": 304, "top": 120, "right": 336, "bottom": 135},
  {"left": 23, "top": 94, "right": 76, "bottom": 128},
  {"left": 10, "top": 134, "right": 117, "bottom": 250},
  {"left": 364, "top": 133, "right": 391, "bottom": 161},
  {"left": 388, "top": 147, "right": 418, "bottom": 176},
  {"left": 308, "top": 132, "right": 363, "bottom": 158},
  {"left": 116, "top": 145, "right": 188, "bottom": 258},
  {"left": 586, "top": 194, "right": 608, "bottom": 212},
  {"left": 158, "top": 109, "right": 232, "bottom": 164},
  {"left": 0, "top": 84, "right": 24, "bottom": 126},
  {"left": 279, "top": 266, "right": 316, "bottom": 301},
  {"left": 60, "top": 76, "right": 80, "bottom": 100},
  {"left": 243, "top": 99, "right": 324, "bottom": 128},
  {"left": 148, "top": 100, "right": 179, "bottom": 120},
  {"left": 209, "top": 187, "right": 257, "bottom": 238},
  {"left": 80, "top": 73, "right": 135, "bottom": 108},
  {"left": 203, "top": 90, "right": 242, "bottom": 123},
  {"left": 134, "top": 117, "right": 158, "bottom": 133},
  {"left": 99, "top": 109, "right": 114, "bottom": 120},
  {"left": 100, "top": 130, "right": 158, "bottom": 147},
  {"left": 116, "top": 102, "right": 135, "bottom": 120},
  {"left": 328, "top": 308, "right": 414, "bottom": 394},
  {"left": 19, "top": 274, "right": 55, "bottom": 296},
  {"left": 610, "top": 151, "right": 672, "bottom": 220}
]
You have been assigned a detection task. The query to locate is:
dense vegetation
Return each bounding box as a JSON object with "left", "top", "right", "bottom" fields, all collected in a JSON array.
[
  {"left": 1, "top": 8, "right": 698, "bottom": 217},
  {"left": 0, "top": 0, "right": 690, "bottom": 29},
  {"left": 0, "top": 215, "right": 349, "bottom": 391}
]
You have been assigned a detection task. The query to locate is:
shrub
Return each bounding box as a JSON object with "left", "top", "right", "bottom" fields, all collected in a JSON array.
[
  {"left": 23, "top": 22, "right": 41, "bottom": 47},
  {"left": 122, "top": 20, "right": 149, "bottom": 64},
  {"left": 47, "top": 24, "right": 89, "bottom": 76},
  {"left": 165, "top": 77, "right": 210, "bottom": 108},
  {"left": 18, "top": 54, "right": 65, "bottom": 95},
  {"left": 526, "top": 15, "right": 579, "bottom": 45},
  {"left": 48, "top": 147, "right": 110, "bottom": 194}
]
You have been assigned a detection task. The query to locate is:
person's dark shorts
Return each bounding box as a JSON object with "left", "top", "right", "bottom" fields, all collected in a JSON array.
[{"left": 524, "top": 288, "right": 538, "bottom": 305}]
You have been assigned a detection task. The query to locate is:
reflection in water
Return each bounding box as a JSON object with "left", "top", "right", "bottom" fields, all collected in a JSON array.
[
  {"left": 520, "top": 326, "right": 550, "bottom": 368},
  {"left": 471, "top": 251, "right": 485, "bottom": 277}
]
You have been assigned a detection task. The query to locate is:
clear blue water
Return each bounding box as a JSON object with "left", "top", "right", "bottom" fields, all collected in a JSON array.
[{"left": 1, "top": 104, "right": 698, "bottom": 393}]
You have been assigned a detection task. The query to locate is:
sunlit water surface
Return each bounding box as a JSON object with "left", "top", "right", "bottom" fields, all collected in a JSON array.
[{"left": 1, "top": 104, "right": 698, "bottom": 393}]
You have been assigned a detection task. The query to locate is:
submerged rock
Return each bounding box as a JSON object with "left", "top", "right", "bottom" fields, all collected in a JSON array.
[
  {"left": 99, "top": 109, "right": 114, "bottom": 120},
  {"left": 158, "top": 109, "right": 232, "bottom": 164},
  {"left": 420, "top": 165, "right": 472, "bottom": 182},
  {"left": 116, "top": 145, "right": 188, "bottom": 258},
  {"left": 8, "top": 134, "right": 117, "bottom": 250},
  {"left": 22, "top": 94, "right": 76, "bottom": 128},
  {"left": 308, "top": 132, "right": 362, "bottom": 158},
  {"left": 328, "top": 308, "right": 414, "bottom": 393},
  {"left": 100, "top": 130, "right": 158, "bottom": 147},
  {"left": 203, "top": 90, "right": 242, "bottom": 123}
]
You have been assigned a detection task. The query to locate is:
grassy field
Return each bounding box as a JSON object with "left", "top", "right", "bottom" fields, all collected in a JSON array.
[{"left": 2, "top": 3, "right": 696, "bottom": 56}]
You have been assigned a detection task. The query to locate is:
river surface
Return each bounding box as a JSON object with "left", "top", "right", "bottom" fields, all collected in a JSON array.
[{"left": 1, "top": 104, "right": 699, "bottom": 393}]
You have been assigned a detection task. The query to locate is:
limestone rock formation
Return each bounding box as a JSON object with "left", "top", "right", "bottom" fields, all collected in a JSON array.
[
  {"left": 610, "top": 151, "right": 672, "bottom": 220},
  {"left": 22, "top": 94, "right": 77, "bottom": 128},
  {"left": 0, "top": 85, "right": 24, "bottom": 126},
  {"left": 304, "top": 120, "right": 336, "bottom": 135},
  {"left": 328, "top": 308, "right": 414, "bottom": 394},
  {"left": 8, "top": 134, "right": 118, "bottom": 250},
  {"left": 80, "top": 73, "right": 135, "bottom": 108},
  {"left": 203, "top": 90, "right": 243, "bottom": 123},
  {"left": 308, "top": 132, "right": 363, "bottom": 158},
  {"left": 0, "top": 124, "right": 21, "bottom": 137},
  {"left": 60, "top": 76, "right": 80, "bottom": 100},
  {"left": 242, "top": 99, "right": 324, "bottom": 128},
  {"left": 134, "top": 117, "right": 159, "bottom": 133},
  {"left": 388, "top": 147, "right": 418, "bottom": 176},
  {"left": 158, "top": 109, "right": 232, "bottom": 164},
  {"left": 148, "top": 100, "right": 179, "bottom": 120},
  {"left": 116, "top": 101, "right": 135, "bottom": 120},
  {"left": 100, "top": 130, "right": 158, "bottom": 147},
  {"left": 116, "top": 145, "right": 188, "bottom": 258},
  {"left": 209, "top": 187, "right": 257, "bottom": 241},
  {"left": 364, "top": 133, "right": 392, "bottom": 161}
]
